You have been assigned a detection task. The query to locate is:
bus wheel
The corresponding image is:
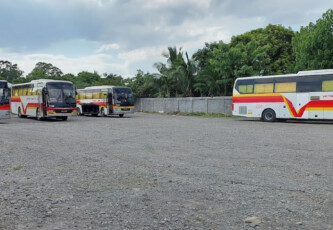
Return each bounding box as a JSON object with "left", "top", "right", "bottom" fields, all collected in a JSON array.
[
  {"left": 119, "top": 114, "right": 124, "bottom": 118},
  {"left": 18, "top": 107, "right": 26, "bottom": 118},
  {"left": 77, "top": 107, "right": 81, "bottom": 116},
  {"left": 101, "top": 108, "right": 107, "bottom": 117},
  {"left": 61, "top": 116, "right": 68, "bottom": 121},
  {"left": 36, "top": 109, "right": 43, "bottom": 121},
  {"left": 262, "top": 109, "right": 276, "bottom": 122}
]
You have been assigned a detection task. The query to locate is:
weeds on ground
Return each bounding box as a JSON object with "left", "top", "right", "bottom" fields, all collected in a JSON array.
[
  {"left": 13, "top": 166, "right": 23, "bottom": 171},
  {"left": 144, "top": 111, "right": 233, "bottom": 118}
]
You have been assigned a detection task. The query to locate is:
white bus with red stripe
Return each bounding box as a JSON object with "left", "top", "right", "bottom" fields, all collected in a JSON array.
[
  {"left": 76, "top": 85, "right": 135, "bottom": 117},
  {"left": 0, "top": 80, "right": 11, "bottom": 120},
  {"left": 11, "top": 79, "right": 77, "bottom": 121},
  {"left": 232, "top": 69, "right": 333, "bottom": 122}
]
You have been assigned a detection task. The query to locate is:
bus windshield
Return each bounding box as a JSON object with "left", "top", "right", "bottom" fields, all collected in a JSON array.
[
  {"left": 0, "top": 82, "right": 9, "bottom": 105},
  {"left": 46, "top": 82, "right": 76, "bottom": 107},
  {"left": 114, "top": 87, "right": 134, "bottom": 106},
  {"left": 0, "top": 88, "right": 10, "bottom": 105}
]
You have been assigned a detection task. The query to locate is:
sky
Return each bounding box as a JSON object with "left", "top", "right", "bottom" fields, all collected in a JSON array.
[{"left": 0, "top": 0, "right": 331, "bottom": 78}]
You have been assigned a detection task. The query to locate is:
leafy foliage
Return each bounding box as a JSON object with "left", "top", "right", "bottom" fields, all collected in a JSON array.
[
  {"left": 0, "top": 60, "right": 24, "bottom": 82},
  {"left": 293, "top": 9, "right": 333, "bottom": 70}
]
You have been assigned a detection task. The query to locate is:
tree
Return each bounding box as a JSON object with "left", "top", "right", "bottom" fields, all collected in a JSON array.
[
  {"left": 26, "top": 62, "right": 63, "bottom": 80},
  {"left": 0, "top": 60, "right": 24, "bottom": 82},
  {"left": 230, "top": 24, "right": 295, "bottom": 75},
  {"left": 73, "top": 71, "right": 101, "bottom": 88},
  {"left": 293, "top": 9, "right": 333, "bottom": 70},
  {"left": 127, "top": 70, "right": 158, "bottom": 98},
  {"left": 154, "top": 46, "right": 197, "bottom": 97}
]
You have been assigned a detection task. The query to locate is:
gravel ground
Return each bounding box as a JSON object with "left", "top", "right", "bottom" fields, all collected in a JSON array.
[{"left": 0, "top": 113, "right": 332, "bottom": 230}]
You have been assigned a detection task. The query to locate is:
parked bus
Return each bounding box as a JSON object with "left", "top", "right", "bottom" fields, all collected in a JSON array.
[
  {"left": 11, "top": 79, "right": 77, "bottom": 121},
  {"left": 76, "top": 85, "right": 135, "bottom": 117},
  {"left": 0, "top": 80, "right": 11, "bottom": 120},
  {"left": 232, "top": 69, "right": 333, "bottom": 122}
]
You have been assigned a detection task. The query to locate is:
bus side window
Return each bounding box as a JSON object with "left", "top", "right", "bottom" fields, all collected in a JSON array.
[
  {"left": 79, "top": 92, "right": 85, "bottom": 99},
  {"left": 238, "top": 84, "right": 253, "bottom": 94},
  {"left": 254, "top": 83, "right": 274, "bottom": 94},
  {"left": 27, "top": 87, "right": 32, "bottom": 96},
  {"left": 322, "top": 80, "right": 333, "bottom": 91},
  {"left": 93, "top": 90, "right": 100, "bottom": 99},
  {"left": 297, "top": 76, "right": 322, "bottom": 92},
  {"left": 86, "top": 90, "right": 92, "bottom": 99},
  {"left": 275, "top": 82, "right": 296, "bottom": 93},
  {"left": 13, "top": 88, "right": 19, "bottom": 96}
]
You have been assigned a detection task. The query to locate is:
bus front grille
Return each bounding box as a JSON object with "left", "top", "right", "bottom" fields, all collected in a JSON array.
[{"left": 55, "top": 109, "right": 71, "bottom": 113}]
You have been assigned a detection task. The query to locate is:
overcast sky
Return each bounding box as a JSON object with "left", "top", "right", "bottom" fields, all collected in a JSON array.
[{"left": 0, "top": 0, "right": 331, "bottom": 77}]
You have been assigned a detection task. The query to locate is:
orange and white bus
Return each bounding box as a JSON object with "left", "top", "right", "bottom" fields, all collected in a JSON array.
[
  {"left": 76, "top": 85, "right": 135, "bottom": 117},
  {"left": 0, "top": 80, "right": 11, "bottom": 120},
  {"left": 232, "top": 69, "right": 333, "bottom": 122},
  {"left": 11, "top": 79, "right": 77, "bottom": 121}
]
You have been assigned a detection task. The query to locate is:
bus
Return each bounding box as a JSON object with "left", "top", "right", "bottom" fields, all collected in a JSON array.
[
  {"left": 0, "top": 80, "right": 11, "bottom": 120},
  {"left": 76, "top": 85, "right": 135, "bottom": 117},
  {"left": 11, "top": 79, "right": 77, "bottom": 121},
  {"left": 232, "top": 69, "right": 333, "bottom": 122}
]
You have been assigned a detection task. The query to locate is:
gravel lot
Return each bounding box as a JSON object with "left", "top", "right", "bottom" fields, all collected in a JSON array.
[{"left": 0, "top": 113, "right": 332, "bottom": 230}]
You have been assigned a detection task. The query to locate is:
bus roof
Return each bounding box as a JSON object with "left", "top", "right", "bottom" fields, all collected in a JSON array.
[
  {"left": 12, "top": 79, "right": 74, "bottom": 87},
  {"left": 84, "top": 85, "right": 130, "bottom": 90},
  {"left": 235, "top": 69, "right": 333, "bottom": 81}
]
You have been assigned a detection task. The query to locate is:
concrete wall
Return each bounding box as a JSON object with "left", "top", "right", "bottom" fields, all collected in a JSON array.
[{"left": 135, "top": 97, "right": 232, "bottom": 115}]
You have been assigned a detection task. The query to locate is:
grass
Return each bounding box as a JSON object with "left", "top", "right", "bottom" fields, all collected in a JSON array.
[
  {"left": 144, "top": 111, "right": 233, "bottom": 118},
  {"left": 13, "top": 166, "right": 23, "bottom": 171}
]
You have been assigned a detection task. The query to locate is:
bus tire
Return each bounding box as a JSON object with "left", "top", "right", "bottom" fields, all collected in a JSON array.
[
  {"left": 101, "top": 108, "right": 107, "bottom": 116},
  {"left": 119, "top": 114, "right": 124, "bottom": 118},
  {"left": 18, "top": 107, "right": 26, "bottom": 118},
  {"left": 262, "top": 109, "right": 276, "bottom": 122}
]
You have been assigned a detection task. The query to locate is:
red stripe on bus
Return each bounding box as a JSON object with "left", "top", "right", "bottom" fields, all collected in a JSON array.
[
  {"left": 0, "top": 104, "right": 10, "bottom": 110},
  {"left": 232, "top": 95, "right": 284, "bottom": 103},
  {"left": 11, "top": 98, "right": 21, "bottom": 102}
]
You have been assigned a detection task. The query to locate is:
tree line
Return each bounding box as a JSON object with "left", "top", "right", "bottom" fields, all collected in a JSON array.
[{"left": 1, "top": 9, "right": 332, "bottom": 97}]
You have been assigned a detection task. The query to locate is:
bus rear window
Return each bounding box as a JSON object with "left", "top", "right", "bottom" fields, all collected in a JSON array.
[{"left": 238, "top": 85, "right": 253, "bottom": 94}]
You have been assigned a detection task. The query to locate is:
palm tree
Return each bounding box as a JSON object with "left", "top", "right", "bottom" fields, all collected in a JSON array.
[{"left": 154, "top": 46, "right": 197, "bottom": 97}]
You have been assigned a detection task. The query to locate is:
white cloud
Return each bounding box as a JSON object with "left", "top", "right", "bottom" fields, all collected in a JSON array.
[
  {"left": 0, "top": 0, "right": 331, "bottom": 78},
  {"left": 96, "top": 43, "right": 120, "bottom": 53},
  {"left": 0, "top": 48, "right": 127, "bottom": 76},
  {"left": 142, "top": 0, "right": 210, "bottom": 9}
]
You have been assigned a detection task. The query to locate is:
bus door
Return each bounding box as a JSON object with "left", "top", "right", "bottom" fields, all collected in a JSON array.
[
  {"left": 42, "top": 87, "right": 48, "bottom": 116},
  {"left": 108, "top": 93, "right": 113, "bottom": 114},
  {"left": 308, "top": 93, "right": 324, "bottom": 119},
  {"left": 37, "top": 83, "right": 44, "bottom": 115},
  {"left": 296, "top": 93, "right": 309, "bottom": 119}
]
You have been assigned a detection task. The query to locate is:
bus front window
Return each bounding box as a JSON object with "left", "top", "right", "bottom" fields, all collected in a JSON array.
[
  {"left": 0, "top": 88, "right": 10, "bottom": 105},
  {"left": 114, "top": 88, "right": 134, "bottom": 106},
  {"left": 46, "top": 82, "right": 76, "bottom": 107}
]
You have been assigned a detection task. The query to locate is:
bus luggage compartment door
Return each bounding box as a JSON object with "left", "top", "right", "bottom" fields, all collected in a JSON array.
[
  {"left": 308, "top": 93, "right": 323, "bottom": 119},
  {"left": 81, "top": 103, "right": 99, "bottom": 115}
]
